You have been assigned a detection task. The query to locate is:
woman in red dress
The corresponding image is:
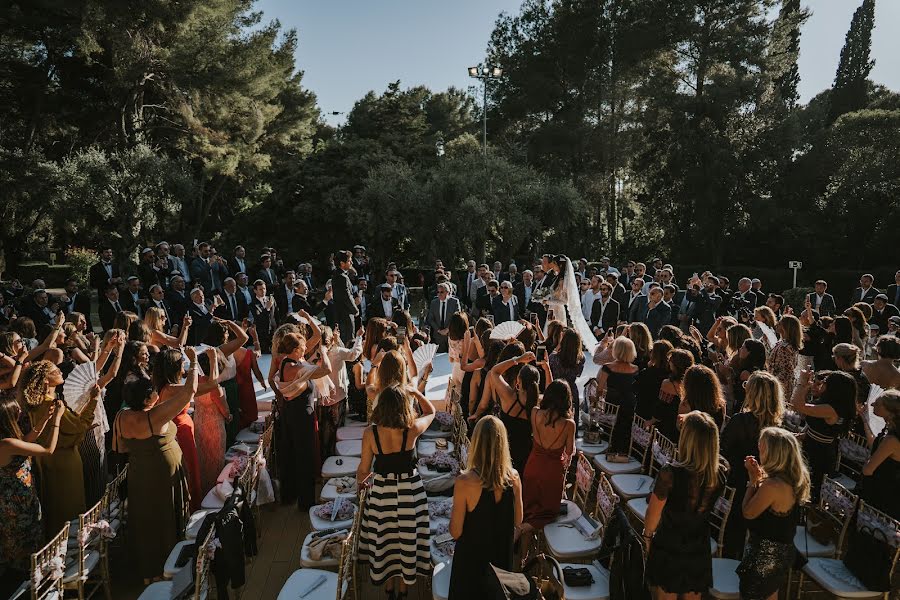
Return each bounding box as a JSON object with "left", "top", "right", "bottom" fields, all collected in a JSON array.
[{"left": 521, "top": 380, "right": 576, "bottom": 533}]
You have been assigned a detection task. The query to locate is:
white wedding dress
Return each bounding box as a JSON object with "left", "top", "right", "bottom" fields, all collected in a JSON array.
[{"left": 546, "top": 256, "right": 598, "bottom": 351}]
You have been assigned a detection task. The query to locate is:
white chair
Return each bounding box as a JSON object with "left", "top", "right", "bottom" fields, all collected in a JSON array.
[
  {"left": 612, "top": 430, "right": 675, "bottom": 501},
  {"left": 555, "top": 452, "right": 594, "bottom": 526},
  {"left": 431, "top": 560, "right": 452, "bottom": 600},
  {"left": 321, "top": 455, "right": 360, "bottom": 478},
  {"left": 63, "top": 499, "right": 111, "bottom": 600},
  {"left": 138, "top": 527, "right": 214, "bottom": 600},
  {"left": 335, "top": 439, "right": 362, "bottom": 457},
  {"left": 794, "top": 476, "right": 858, "bottom": 559},
  {"left": 797, "top": 502, "right": 900, "bottom": 600},
  {"left": 11, "top": 523, "right": 69, "bottom": 600},
  {"left": 593, "top": 414, "right": 652, "bottom": 476},
  {"left": 544, "top": 473, "right": 619, "bottom": 561},
  {"left": 559, "top": 559, "right": 611, "bottom": 600},
  {"left": 832, "top": 431, "right": 869, "bottom": 492}
]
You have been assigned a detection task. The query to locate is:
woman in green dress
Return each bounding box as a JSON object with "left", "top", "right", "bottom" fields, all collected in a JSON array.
[
  {"left": 20, "top": 360, "right": 99, "bottom": 536},
  {"left": 115, "top": 347, "right": 198, "bottom": 584}
]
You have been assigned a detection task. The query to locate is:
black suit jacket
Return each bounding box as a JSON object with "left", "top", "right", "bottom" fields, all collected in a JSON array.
[
  {"left": 186, "top": 303, "right": 213, "bottom": 346},
  {"left": 590, "top": 298, "right": 620, "bottom": 333},
  {"left": 491, "top": 296, "right": 520, "bottom": 324},
  {"left": 851, "top": 287, "right": 881, "bottom": 306},
  {"left": 215, "top": 291, "right": 249, "bottom": 322},
  {"left": 89, "top": 261, "right": 120, "bottom": 294}
]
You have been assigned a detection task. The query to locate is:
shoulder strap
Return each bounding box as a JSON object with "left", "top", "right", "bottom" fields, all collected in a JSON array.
[{"left": 372, "top": 425, "right": 383, "bottom": 454}]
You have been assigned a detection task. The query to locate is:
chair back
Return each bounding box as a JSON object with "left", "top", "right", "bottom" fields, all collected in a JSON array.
[
  {"left": 648, "top": 431, "right": 677, "bottom": 478},
  {"left": 29, "top": 524, "right": 69, "bottom": 600},
  {"left": 573, "top": 452, "right": 596, "bottom": 510},
  {"left": 836, "top": 431, "right": 870, "bottom": 484},
  {"left": 709, "top": 486, "right": 736, "bottom": 558},
  {"left": 628, "top": 414, "right": 655, "bottom": 466},
  {"left": 593, "top": 472, "right": 620, "bottom": 525}
]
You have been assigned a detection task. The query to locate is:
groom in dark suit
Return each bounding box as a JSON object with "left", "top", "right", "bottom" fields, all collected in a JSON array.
[{"left": 332, "top": 250, "right": 359, "bottom": 345}]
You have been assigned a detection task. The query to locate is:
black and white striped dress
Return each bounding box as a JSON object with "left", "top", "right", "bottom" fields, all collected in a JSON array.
[{"left": 358, "top": 426, "right": 430, "bottom": 585}]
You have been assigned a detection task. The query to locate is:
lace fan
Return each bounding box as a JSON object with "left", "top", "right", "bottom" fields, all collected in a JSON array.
[
  {"left": 63, "top": 361, "right": 98, "bottom": 413},
  {"left": 413, "top": 343, "right": 438, "bottom": 374},
  {"left": 489, "top": 320, "right": 524, "bottom": 341}
]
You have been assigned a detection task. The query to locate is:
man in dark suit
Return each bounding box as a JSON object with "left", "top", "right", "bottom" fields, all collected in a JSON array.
[
  {"left": 427, "top": 283, "right": 461, "bottom": 351},
  {"left": 228, "top": 245, "right": 249, "bottom": 279},
  {"left": 88, "top": 246, "right": 122, "bottom": 295},
  {"left": 806, "top": 280, "right": 837, "bottom": 317},
  {"left": 625, "top": 278, "right": 647, "bottom": 323},
  {"left": 332, "top": 250, "right": 359, "bottom": 345},
  {"left": 886, "top": 270, "right": 900, "bottom": 309},
  {"left": 215, "top": 278, "right": 249, "bottom": 322},
  {"left": 850, "top": 273, "right": 880, "bottom": 305},
  {"left": 98, "top": 284, "right": 124, "bottom": 332},
  {"left": 492, "top": 281, "right": 520, "bottom": 324},
  {"left": 643, "top": 287, "right": 672, "bottom": 339},
  {"left": 514, "top": 270, "right": 536, "bottom": 317},
  {"left": 119, "top": 276, "right": 148, "bottom": 318},
  {"left": 590, "top": 281, "right": 620, "bottom": 335},
  {"left": 147, "top": 284, "right": 175, "bottom": 334},
  {"left": 606, "top": 272, "right": 628, "bottom": 308},
  {"left": 60, "top": 278, "right": 94, "bottom": 332},
  {"left": 165, "top": 275, "right": 190, "bottom": 325},
  {"left": 186, "top": 288, "right": 215, "bottom": 346},
  {"left": 870, "top": 294, "right": 900, "bottom": 334},
  {"left": 256, "top": 254, "right": 279, "bottom": 290},
  {"left": 369, "top": 283, "right": 401, "bottom": 321}
]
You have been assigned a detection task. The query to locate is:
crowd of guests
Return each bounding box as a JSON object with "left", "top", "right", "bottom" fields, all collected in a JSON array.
[{"left": 0, "top": 242, "right": 898, "bottom": 599}]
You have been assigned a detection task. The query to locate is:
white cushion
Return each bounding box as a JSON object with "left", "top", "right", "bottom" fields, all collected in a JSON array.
[
  {"left": 576, "top": 438, "right": 609, "bottom": 457},
  {"left": 592, "top": 455, "right": 641, "bottom": 475},
  {"left": 299, "top": 532, "right": 340, "bottom": 569},
  {"left": 794, "top": 525, "right": 837, "bottom": 558},
  {"left": 609, "top": 474, "right": 653, "bottom": 499},
  {"left": 235, "top": 428, "right": 261, "bottom": 444},
  {"left": 308, "top": 505, "right": 354, "bottom": 532},
  {"left": 335, "top": 439, "right": 362, "bottom": 457},
  {"left": 709, "top": 558, "right": 740, "bottom": 599},
  {"left": 335, "top": 427, "right": 364, "bottom": 441},
  {"left": 63, "top": 550, "right": 101, "bottom": 583},
  {"left": 432, "top": 560, "right": 452, "bottom": 600},
  {"left": 544, "top": 521, "right": 603, "bottom": 559},
  {"left": 417, "top": 440, "right": 455, "bottom": 457},
  {"left": 803, "top": 558, "right": 883, "bottom": 598},
  {"left": 277, "top": 569, "right": 339, "bottom": 600},
  {"left": 551, "top": 499, "right": 583, "bottom": 525},
  {"left": 162, "top": 540, "right": 193, "bottom": 579},
  {"left": 560, "top": 562, "right": 610, "bottom": 600},
  {"left": 626, "top": 497, "right": 648, "bottom": 521},
  {"left": 321, "top": 456, "right": 360, "bottom": 478}
]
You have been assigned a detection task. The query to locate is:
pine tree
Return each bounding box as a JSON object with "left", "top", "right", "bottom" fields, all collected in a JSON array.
[{"left": 828, "top": 0, "right": 876, "bottom": 124}]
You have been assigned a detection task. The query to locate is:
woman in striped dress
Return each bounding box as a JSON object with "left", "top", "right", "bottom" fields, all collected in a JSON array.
[{"left": 357, "top": 385, "right": 435, "bottom": 598}]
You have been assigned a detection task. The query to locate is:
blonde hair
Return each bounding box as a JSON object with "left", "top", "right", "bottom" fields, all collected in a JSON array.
[
  {"left": 676, "top": 411, "right": 721, "bottom": 490},
  {"left": 742, "top": 371, "right": 784, "bottom": 429},
  {"left": 145, "top": 307, "right": 167, "bottom": 332},
  {"left": 467, "top": 416, "right": 516, "bottom": 491},
  {"left": 17, "top": 360, "right": 56, "bottom": 407},
  {"left": 611, "top": 337, "right": 637, "bottom": 363},
  {"left": 777, "top": 314, "right": 803, "bottom": 350},
  {"left": 759, "top": 427, "right": 811, "bottom": 503}
]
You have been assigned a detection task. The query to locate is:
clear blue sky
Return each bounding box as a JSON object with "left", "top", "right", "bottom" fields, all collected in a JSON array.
[{"left": 255, "top": 0, "right": 900, "bottom": 125}]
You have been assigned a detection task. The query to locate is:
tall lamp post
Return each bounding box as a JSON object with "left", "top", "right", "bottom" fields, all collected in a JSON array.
[{"left": 467, "top": 63, "right": 503, "bottom": 156}]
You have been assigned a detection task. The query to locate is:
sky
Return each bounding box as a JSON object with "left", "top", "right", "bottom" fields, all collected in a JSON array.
[{"left": 254, "top": 0, "right": 900, "bottom": 125}]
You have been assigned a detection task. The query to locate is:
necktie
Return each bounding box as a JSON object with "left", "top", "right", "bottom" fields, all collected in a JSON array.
[
  {"left": 440, "top": 301, "right": 446, "bottom": 328},
  {"left": 230, "top": 294, "right": 238, "bottom": 319}
]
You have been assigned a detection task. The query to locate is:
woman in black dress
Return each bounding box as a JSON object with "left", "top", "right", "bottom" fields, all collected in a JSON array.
[
  {"left": 448, "top": 415, "right": 523, "bottom": 599},
  {"left": 720, "top": 371, "right": 784, "bottom": 558},
  {"left": 738, "top": 427, "right": 809, "bottom": 600},
  {"left": 790, "top": 369, "right": 856, "bottom": 500},
  {"left": 644, "top": 410, "right": 728, "bottom": 599},
  {"left": 859, "top": 390, "right": 900, "bottom": 519},
  {"left": 596, "top": 337, "right": 638, "bottom": 461}
]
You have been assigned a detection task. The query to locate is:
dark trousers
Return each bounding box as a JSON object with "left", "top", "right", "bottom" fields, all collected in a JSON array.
[{"left": 276, "top": 395, "right": 319, "bottom": 509}]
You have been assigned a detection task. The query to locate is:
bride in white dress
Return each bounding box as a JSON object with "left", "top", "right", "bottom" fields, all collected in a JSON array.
[{"left": 544, "top": 255, "right": 598, "bottom": 351}]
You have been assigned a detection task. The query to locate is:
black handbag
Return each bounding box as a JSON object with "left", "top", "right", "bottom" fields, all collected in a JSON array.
[{"left": 562, "top": 566, "right": 594, "bottom": 587}]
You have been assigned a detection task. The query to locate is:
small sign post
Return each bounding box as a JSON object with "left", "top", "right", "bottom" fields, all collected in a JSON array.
[{"left": 788, "top": 261, "right": 802, "bottom": 288}]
